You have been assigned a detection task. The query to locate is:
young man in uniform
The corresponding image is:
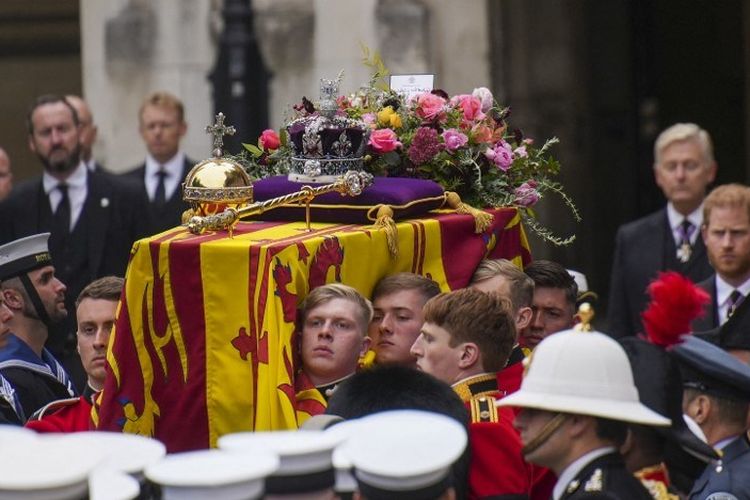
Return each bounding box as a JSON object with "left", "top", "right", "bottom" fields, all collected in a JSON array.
[
  {"left": 411, "top": 288, "right": 530, "bottom": 498},
  {"left": 26, "top": 276, "right": 124, "bottom": 432},
  {"left": 295, "top": 283, "right": 372, "bottom": 423},
  {"left": 369, "top": 272, "right": 440, "bottom": 368}
]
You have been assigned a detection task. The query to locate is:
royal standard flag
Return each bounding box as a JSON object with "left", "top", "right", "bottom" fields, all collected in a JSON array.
[{"left": 96, "top": 208, "right": 530, "bottom": 451}]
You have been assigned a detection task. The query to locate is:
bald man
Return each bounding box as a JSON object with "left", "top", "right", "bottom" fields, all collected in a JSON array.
[
  {"left": 0, "top": 147, "right": 12, "bottom": 201},
  {"left": 65, "top": 95, "right": 103, "bottom": 173}
]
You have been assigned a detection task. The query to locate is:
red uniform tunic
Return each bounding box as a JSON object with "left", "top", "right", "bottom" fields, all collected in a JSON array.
[
  {"left": 25, "top": 396, "right": 93, "bottom": 433},
  {"left": 453, "top": 373, "right": 532, "bottom": 499}
]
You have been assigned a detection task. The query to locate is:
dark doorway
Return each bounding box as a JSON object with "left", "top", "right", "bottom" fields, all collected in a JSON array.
[{"left": 491, "top": 0, "right": 746, "bottom": 327}]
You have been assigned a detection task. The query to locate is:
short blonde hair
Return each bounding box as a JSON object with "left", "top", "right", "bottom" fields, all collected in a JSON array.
[
  {"left": 654, "top": 123, "right": 714, "bottom": 166},
  {"left": 139, "top": 91, "right": 185, "bottom": 124},
  {"left": 703, "top": 183, "right": 750, "bottom": 226},
  {"left": 470, "top": 259, "right": 534, "bottom": 312},
  {"left": 302, "top": 283, "right": 373, "bottom": 334}
]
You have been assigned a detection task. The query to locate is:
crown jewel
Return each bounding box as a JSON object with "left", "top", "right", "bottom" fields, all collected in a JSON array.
[{"left": 287, "top": 73, "right": 369, "bottom": 183}]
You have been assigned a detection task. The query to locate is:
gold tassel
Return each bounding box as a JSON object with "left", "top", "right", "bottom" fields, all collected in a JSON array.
[
  {"left": 373, "top": 204, "right": 399, "bottom": 258},
  {"left": 444, "top": 192, "right": 494, "bottom": 233}
]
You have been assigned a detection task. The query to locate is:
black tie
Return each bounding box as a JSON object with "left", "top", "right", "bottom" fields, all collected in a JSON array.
[
  {"left": 154, "top": 168, "right": 167, "bottom": 207},
  {"left": 728, "top": 290, "right": 744, "bottom": 319},
  {"left": 53, "top": 183, "right": 71, "bottom": 239}
]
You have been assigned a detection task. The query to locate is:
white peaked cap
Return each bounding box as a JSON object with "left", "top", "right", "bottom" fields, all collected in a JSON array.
[
  {"left": 0, "top": 434, "right": 103, "bottom": 500},
  {"left": 145, "top": 449, "right": 279, "bottom": 500},
  {"left": 346, "top": 410, "right": 468, "bottom": 498}
]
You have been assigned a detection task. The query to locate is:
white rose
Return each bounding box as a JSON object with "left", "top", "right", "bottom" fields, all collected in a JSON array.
[{"left": 472, "top": 87, "right": 494, "bottom": 113}]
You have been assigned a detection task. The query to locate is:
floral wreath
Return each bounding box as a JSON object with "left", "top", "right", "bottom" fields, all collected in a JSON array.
[{"left": 237, "top": 53, "right": 579, "bottom": 245}]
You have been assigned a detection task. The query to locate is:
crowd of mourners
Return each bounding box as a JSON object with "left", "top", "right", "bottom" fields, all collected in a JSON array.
[{"left": 1, "top": 94, "right": 749, "bottom": 499}]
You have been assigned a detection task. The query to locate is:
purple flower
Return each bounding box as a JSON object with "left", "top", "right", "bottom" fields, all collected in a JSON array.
[
  {"left": 442, "top": 129, "right": 468, "bottom": 152},
  {"left": 486, "top": 141, "right": 514, "bottom": 171},
  {"left": 514, "top": 181, "right": 540, "bottom": 207},
  {"left": 408, "top": 127, "right": 442, "bottom": 165},
  {"left": 513, "top": 145, "right": 528, "bottom": 158}
]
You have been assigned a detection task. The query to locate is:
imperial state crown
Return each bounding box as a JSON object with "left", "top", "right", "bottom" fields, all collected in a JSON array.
[{"left": 287, "top": 75, "right": 369, "bottom": 183}]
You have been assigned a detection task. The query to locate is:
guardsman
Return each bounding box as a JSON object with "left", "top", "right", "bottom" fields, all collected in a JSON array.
[
  {"left": 498, "top": 330, "right": 670, "bottom": 499},
  {"left": 369, "top": 272, "right": 440, "bottom": 368},
  {"left": 26, "top": 276, "right": 123, "bottom": 432},
  {"left": 410, "top": 288, "right": 531, "bottom": 498},
  {"left": 295, "top": 283, "right": 372, "bottom": 423}
]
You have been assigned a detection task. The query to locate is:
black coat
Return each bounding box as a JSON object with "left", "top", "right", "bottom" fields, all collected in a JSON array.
[
  {"left": 0, "top": 170, "right": 151, "bottom": 280},
  {"left": 559, "top": 452, "right": 653, "bottom": 500},
  {"left": 121, "top": 157, "right": 194, "bottom": 235},
  {"left": 607, "top": 209, "right": 713, "bottom": 338}
]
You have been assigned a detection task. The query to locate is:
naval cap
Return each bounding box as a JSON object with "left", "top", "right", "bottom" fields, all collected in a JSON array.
[
  {"left": 0, "top": 233, "right": 53, "bottom": 281},
  {"left": 346, "top": 410, "right": 468, "bottom": 500},
  {"left": 145, "top": 449, "right": 279, "bottom": 500},
  {"left": 671, "top": 334, "right": 750, "bottom": 402},
  {"left": 218, "top": 430, "right": 341, "bottom": 495}
]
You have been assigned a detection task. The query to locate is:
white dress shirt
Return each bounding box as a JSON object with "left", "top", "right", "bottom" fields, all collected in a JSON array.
[
  {"left": 666, "top": 202, "right": 703, "bottom": 246},
  {"left": 715, "top": 276, "right": 750, "bottom": 325},
  {"left": 42, "top": 162, "right": 88, "bottom": 231},
  {"left": 144, "top": 152, "right": 185, "bottom": 202}
]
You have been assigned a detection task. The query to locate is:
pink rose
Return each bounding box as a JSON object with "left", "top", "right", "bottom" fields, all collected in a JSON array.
[
  {"left": 415, "top": 92, "right": 447, "bottom": 122},
  {"left": 513, "top": 145, "right": 528, "bottom": 158},
  {"left": 259, "top": 129, "right": 280, "bottom": 150},
  {"left": 451, "top": 94, "right": 485, "bottom": 122},
  {"left": 368, "top": 128, "right": 402, "bottom": 153},
  {"left": 472, "top": 87, "right": 494, "bottom": 113},
  {"left": 514, "top": 181, "right": 540, "bottom": 207},
  {"left": 442, "top": 129, "right": 468, "bottom": 152}
]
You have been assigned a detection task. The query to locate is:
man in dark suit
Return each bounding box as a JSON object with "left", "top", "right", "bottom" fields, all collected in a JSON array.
[
  {"left": 608, "top": 123, "right": 717, "bottom": 338},
  {"left": 122, "top": 91, "right": 194, "bottom": 235},
  {"left": 692, "top": 183, "right": 750, "bottom": 331},
  {"left": 0, "top": 94, "right": 150, "bottom": 389}
]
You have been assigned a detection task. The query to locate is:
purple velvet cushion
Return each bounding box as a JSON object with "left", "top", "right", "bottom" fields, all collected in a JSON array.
[{"left": 251, "top": 176, "right": 445, "bottom": 224}]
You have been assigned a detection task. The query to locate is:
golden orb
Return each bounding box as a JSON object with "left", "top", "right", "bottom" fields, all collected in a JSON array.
[{"left": 182, "top": 158, "right": 254, "bottom": 217}]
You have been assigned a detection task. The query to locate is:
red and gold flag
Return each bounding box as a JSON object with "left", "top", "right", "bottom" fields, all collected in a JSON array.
[{"left": 96, "top": 208, "right": 530, "bottom": 451}]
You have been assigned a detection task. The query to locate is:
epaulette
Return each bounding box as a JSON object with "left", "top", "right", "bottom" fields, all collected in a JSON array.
[
  {"left": 28, "top": 397, "right": 79, "bottom": 421},
  {"left": 469, "top": 395, "right": 498, "bottom": 423}
]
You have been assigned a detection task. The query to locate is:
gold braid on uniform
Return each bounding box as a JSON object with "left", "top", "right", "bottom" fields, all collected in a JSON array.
[
  {"left": 453, "top": 373, "right": 498, "bottom": 402},
  {"left": 521, "top": 413, "right": 567, "bottom": 456},
  {"left": 470, "top": 397, "right": 499, "bottom": 423}
]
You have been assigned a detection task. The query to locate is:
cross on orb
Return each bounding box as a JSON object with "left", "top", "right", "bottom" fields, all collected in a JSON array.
[{"left": 206, "top": 112, "right": 236, "bottom": 157}]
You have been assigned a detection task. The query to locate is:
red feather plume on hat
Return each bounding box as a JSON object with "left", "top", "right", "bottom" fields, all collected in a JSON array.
[{"left": 640, "top": 271, "right": 710, "bottom": 347}]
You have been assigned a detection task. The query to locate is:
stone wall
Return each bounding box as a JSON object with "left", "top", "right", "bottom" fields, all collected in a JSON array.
[{"left": 81, "top": 0, "right": 490, "bottom": 170}]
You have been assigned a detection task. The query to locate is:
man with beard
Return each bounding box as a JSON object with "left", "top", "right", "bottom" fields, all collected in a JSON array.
[
  {"left": 690, "top": 183, "right": 750, "bottom": 330},
  {"left": 0, "top": 95, "right": 149, "bottom": 389},
  {"left": 0, "top": 233, "right": 76, "bottom": 420}
]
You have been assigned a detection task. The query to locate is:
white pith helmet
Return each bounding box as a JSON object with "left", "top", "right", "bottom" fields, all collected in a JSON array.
[{"left": 497, "top": 330, "right": 671, "bottom": 426}]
